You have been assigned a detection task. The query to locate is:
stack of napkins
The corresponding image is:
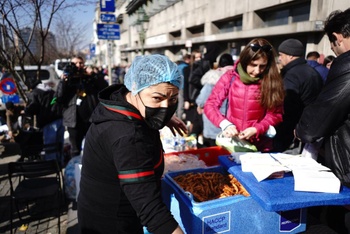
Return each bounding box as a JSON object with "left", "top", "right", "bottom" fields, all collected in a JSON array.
[{"left": 238, "top": 153, "right": 341, "bottom": 193}]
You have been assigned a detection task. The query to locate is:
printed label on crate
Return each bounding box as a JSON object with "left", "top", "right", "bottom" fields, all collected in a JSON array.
[
  {"left": 279, "top": 209, "right": 302, "bottom": 232},
  {"left": 202, "top": 211, "right": 230, "bottom": 234}
]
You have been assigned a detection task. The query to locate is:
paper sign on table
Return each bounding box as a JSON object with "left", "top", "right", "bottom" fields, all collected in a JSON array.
[
  {"left": 293, "top": 170, "right": 340, "bottom": 193},
  {"left": 238, "top": 153, "right": 341, "bottom": 193}
]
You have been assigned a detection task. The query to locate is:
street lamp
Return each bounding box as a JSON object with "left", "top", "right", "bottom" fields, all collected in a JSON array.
[{"left": 136, "top": 8, "right": 149, "bottom": 55}]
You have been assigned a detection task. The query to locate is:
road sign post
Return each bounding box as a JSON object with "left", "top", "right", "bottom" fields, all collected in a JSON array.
[{"left": 99, "top": 0, "right": 117, "bottom": 85}]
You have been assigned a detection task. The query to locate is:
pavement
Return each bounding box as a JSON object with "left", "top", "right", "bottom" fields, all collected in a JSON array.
[
  {"left": 0, "top": 152, "right": 343, "bottom": 234},
  {"left": 0, "top": 154, "right": 74, "bottom": 234}
]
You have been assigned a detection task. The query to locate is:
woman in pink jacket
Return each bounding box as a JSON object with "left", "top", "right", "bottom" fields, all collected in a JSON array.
[{"left": 204, "top": 38, "right": 285, "bottom": 152}]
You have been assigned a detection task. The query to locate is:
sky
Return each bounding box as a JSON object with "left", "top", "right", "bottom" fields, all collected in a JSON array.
[{"left": 66, "top": 1, "right": 96, "bottom": 50}]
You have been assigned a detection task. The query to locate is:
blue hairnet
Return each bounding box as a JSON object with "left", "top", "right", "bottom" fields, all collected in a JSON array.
[{"left": 124, "top": 54, "right": 183, "bottom": 95}]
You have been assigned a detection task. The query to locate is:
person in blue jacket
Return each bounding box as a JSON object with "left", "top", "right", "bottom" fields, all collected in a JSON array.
[{"left": 306, "top": 51, "right": 329, "bottom": 83}]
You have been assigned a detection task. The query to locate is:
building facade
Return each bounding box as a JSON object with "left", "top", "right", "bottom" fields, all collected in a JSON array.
[{"left": 93, "top": 0, "right": 350, "bottom": 66}]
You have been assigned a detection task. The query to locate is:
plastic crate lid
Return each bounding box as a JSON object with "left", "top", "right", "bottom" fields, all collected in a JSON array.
[{"left": 219, "top": 155, "right": 350, "bottom": 212}]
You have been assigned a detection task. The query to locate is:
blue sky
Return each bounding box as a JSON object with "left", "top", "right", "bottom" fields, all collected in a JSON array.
[{"left": 67, "top": 1, "right": 96, "bottom": 49}]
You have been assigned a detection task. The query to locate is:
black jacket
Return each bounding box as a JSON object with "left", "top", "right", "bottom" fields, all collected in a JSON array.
[
  {"left": 296, "top": 50, "right": 350, "bottom": 146},
  {"left": 187, "top": 59, "right": 211, "bottom": 102},
  {"left": 55, "top": 72, "right": 108, "bottom": 127},
  {"left": 25, "top": 86, "right": 61, "bottom": 128},
  {"left": 273, "top": 57, "right": 323, "bottom": 152},
  {"left": 78, "top": 85, "right": 178, "bottom": 234}
]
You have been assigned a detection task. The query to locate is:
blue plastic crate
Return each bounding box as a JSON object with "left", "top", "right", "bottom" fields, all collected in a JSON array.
[
  {"left": 162, "top": 166, "right": 306, "bottom": 234},
  {"left": 218, "top": 156, "right": 350, "bottom": 211}
]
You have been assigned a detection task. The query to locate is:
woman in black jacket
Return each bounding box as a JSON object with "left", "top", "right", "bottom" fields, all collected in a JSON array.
[{"left": 78, "top": 54, "right": 186, "bottom": 234}]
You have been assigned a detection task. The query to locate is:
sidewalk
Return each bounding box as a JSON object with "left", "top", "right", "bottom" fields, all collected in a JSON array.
[
  {"left": 66, "top": 201, "right": 79, "bottom": 234},
  {"left": 0, "top": 154, "right": 69, "bottom": 234}
]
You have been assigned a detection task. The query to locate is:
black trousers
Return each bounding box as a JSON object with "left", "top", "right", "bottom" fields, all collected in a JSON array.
[
  {"left": 78, "top": 202, "right": 143, "bottom": 234},
  {"left": 67, "top": 121, "right": 90, "bottom": 156}
]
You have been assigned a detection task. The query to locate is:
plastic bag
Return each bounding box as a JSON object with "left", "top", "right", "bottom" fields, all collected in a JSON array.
[{"left": 215, "top": 133, "right": 258, "bottom": 153}]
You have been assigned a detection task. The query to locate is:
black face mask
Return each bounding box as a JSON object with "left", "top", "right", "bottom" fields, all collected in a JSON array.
[{"left": 138, "top": 95, "right": 178, "bottom": 130}]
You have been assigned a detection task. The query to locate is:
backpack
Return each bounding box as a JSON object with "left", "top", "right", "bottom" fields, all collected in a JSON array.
[
  {"left": 37, "top": 89, "right": 61, "bottom": 128},
  {"left": 177, "top": 62, "right": 189, "bottom": 77},
  {"left": 188, "top": 60, "right": 211, "bottom": 101}
]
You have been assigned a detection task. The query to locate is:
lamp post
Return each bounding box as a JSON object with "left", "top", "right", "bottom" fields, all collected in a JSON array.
[{"left": 135, "top": 8, "right": 149, "bottom": 55}]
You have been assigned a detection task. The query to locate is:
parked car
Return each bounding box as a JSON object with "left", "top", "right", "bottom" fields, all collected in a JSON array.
[
  {"left": 54, "top": 59, "right": 70, "bottom": 78},
  {"left": 13, "top": 65, "right": 60, "bottom": 91}
]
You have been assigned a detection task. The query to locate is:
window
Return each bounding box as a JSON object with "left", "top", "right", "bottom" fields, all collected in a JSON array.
[
  {"left": 259, "top": 1, "right": 311, "bottom": 27},
  {"left": 18, "top": 70, "right": 51, "bottom": 81},
  {"left": 291, "top": 4, "right": 310, "bottom": 23},
  {"left": 187, "top": 24, "right": 204, "bottom": 37},
  {"left": 213, "top": 16, "right": 243, "bottom": 33},
  {"left": 170, "top": 30, "right": 181, "bottom": 39},
  {"left": 263, "top": 9, "right": 289, "bottom": 27}
]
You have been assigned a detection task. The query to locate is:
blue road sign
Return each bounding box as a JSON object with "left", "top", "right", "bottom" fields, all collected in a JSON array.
[
  {"left": 89, "top": 44, "right": 96, "bottom": 56},
  {"left": 97, "top": 24, "right": 120, "bottom": 40},
  {"left": 101, "top": 14, "right": 116, "bottom": 23},
  {"left": 100, "top": 0, "right": 115, "bottom": 12}
]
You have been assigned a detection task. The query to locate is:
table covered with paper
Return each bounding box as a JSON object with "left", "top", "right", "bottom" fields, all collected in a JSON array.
[{"left": 219, "top": 153, "right": 350, "bottom": 212}]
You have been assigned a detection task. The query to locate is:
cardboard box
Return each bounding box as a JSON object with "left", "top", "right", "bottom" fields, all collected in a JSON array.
[{"left": 162, "top": 166, "right": 306, "bottom": 234}]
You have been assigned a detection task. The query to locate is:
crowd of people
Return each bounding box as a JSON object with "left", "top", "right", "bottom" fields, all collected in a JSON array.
[{"left": 0, "top": 7, "right": 349, "bottom": 234}]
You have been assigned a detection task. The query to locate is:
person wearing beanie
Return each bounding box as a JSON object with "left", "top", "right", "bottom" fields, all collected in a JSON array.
[
  {"left": 78, "top": 54, "right": 186, "bottom": 234},
  {"left": 278, "top": 38, "right": 305, "bottom": 57},
  {"left": 272, "top": 39, "right": 323, "bottom": 153}
]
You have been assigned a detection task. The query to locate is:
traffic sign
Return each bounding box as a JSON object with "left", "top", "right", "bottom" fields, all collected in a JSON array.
[
  {"left": 97, "top": 24, "right": 120, "bottom": 40},
  {"left": 90, "top": 43, "right": 96, "bottom": 56},
  {"left": 101, "top": 14, "right": 116, "bottom": 23},
  {"left": 100, "top": 0, "right": 115, "bottom": 12},
  {"left": 0, "top": 78, "right": 17, "bottom": 95}
]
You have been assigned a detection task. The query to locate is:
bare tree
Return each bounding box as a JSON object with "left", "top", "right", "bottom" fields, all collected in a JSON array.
[
  {"left": 53, "top": 13, "right": 91, "bottom": 59},
  {"left": 0, "top": 0, "right": 95, "bottom": 102}
]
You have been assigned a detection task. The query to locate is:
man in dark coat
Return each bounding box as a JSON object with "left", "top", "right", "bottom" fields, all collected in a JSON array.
[
  {"left": 273, "top": 39, "right": 323, "bottom": 153},
  {"left": 295, "top": 9, "right": 350, "bottom": 233},
  {"left": 55, "top": 56, "right": 108, "bottom": 156},
  {"left": 185, "top": 43, "right": 221, "bottom": 143}
]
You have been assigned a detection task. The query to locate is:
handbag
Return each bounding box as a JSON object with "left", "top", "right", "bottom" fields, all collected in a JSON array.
[{"left": 328, "top": 116, "right": 350, "bottom": 188}]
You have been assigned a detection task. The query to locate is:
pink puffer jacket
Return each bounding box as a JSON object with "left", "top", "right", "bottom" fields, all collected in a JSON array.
[{"left": 204, "top": 68, "right": 283, "bottom": 152}]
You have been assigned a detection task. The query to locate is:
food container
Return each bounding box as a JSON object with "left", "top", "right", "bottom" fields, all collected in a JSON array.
[
  {"left": 164, "top": 146, "right": 231, "bottom": 167},
  {"left": 162, "top": 166, "right": 306, "bottom": 234}
]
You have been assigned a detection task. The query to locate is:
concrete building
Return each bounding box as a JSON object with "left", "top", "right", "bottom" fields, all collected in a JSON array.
[
  {"left": 17, "top": 27, "right": 57, "bottom": 64},
  {"left": 93, "top": 0, "right": 350, "bottom": 66}
]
